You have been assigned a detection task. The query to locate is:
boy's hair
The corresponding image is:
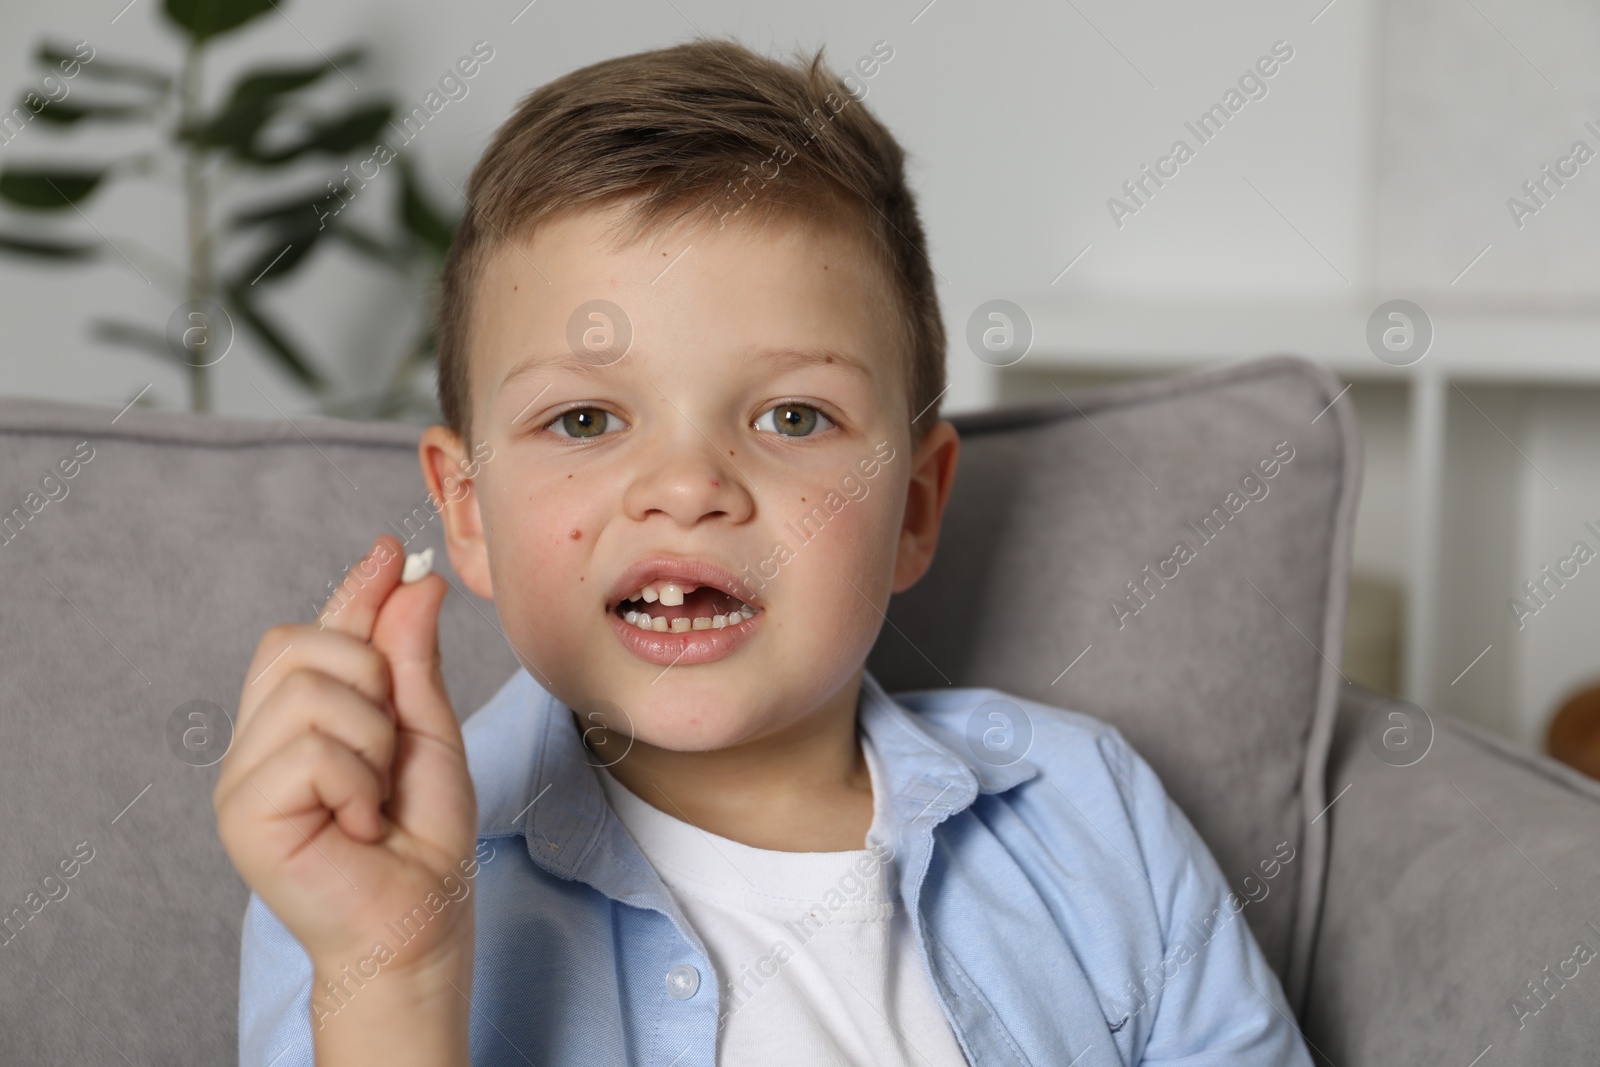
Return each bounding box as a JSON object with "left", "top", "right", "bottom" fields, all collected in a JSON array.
[{"left": 436, "top": 38, "right": 945, "bottom": 447}]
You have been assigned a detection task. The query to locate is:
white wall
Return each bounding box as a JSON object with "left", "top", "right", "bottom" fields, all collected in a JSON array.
[
  {"left": 0, "top": 0, "right": 1376, "bottom": 419},
  {"left": 1511, "top": 391, "right": 1600, "bottom": 745}
]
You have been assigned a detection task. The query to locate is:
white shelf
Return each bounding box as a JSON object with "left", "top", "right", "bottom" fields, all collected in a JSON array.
[
  {"left": 978, "top": 297, "right": 1600, "bottom": 749},
  {"left": 1004, "top": 297, "right": 1600, "bottom": 384}
]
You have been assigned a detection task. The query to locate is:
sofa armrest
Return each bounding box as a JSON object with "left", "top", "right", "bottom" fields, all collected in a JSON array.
[{"left": 1301, "top": 683, "right": 1600, "bottom": 1064}]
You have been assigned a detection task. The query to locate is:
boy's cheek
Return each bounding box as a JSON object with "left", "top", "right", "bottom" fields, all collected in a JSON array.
[
  {"left": 778, "top": 499, "right": 900, "bottom": 594},
  {"left": 484, "top": 490, "right": 614, "bottom": 616}
]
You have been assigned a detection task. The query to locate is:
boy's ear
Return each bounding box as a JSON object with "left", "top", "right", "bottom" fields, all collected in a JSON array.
[
  {"left": 891, "top": 419, "right": 961, "bottom": 595},
  {"left": 418, "top": 424, "right": 494, "bottom": 600}
]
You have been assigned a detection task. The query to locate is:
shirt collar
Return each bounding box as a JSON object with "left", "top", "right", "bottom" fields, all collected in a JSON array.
[
  {"left": 465, "top": 669, "right": 661, "bottom": 910},
  {"left": 465, "top": 667, "right": 1039, "bottom": 895},
  {"left": 855, "top": 670, "right": 1039, "bottom": 808}
]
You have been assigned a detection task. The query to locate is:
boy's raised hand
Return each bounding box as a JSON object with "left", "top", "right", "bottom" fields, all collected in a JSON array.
[{"left": 214, "top": 534, "right": 479, "bottom": 982}]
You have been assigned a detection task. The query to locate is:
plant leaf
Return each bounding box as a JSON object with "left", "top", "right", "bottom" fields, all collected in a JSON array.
[
  {"left": 36, "top": 43, "right": 172, "bottom": 91},
  {"left": 396, "top": 155, "right": 455, "bottom": 257},
  {"left": 187, "top": 52, "right": 367, "bottom": 156},
  {"left": 161, "top": 0, "right": 277, "bottom": 42},
  {"left": 306, "top": 103, "right": 392, "bottom": 153},
  {"left": 327, "top": 222, "right": 403, "bottom": 268},
  {"left": 229, "top": 186, "right": 342, "bottom": 285},
  {"left": 0, "top": 167, "right": 106, "bottom": 210},
  {"left": 222, "top": 281, "right": 327, "bottom": 390},
  {"left": 236, "top": 229, "right": 321, "bottom": 285},
  {"left": 231, "top": 186, "right": 342, "bottom": 231},
  {"left": 180, "top": 97, "right": 275, "bottom": 151},
  {"left": 31, "top": 100, "right": 156, "bottom": 126},
  {"left": 224, "top": 49, "right": 362, "bottom": 105},
  {"left": 246, "top": 103, "right": 392, "bottom": 166},
  {"left": 91, "top": 318, "right": 176, "bottom": 363},
  {"left": 0, "top": 230, "right": 97, "bottom": 259}
]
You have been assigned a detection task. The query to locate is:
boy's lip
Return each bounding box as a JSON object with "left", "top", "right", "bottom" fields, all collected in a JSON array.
[
  {"left": 606, "top": 607, "right": 761, "bottom": 667},
  {"left": 604, "top": 556, "right": 765, "bottom": 611}
]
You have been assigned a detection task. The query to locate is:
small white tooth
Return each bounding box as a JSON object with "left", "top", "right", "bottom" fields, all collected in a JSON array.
[
  {"left": 740, "top": 606, "right": 755, "bottom": 618},
  {"left": 651, "top": 615, "right": 669, "bottom": 632},
  {"left": 401, "top": 548, "right": 434, "bottom": 584},
  {"left": 624, "top": 610, "right": 638, "bottom": 624},
  {"left": 669, "top": 617, "right": 690, "bottom": 633},
  {"left": 659, "top": 583, "right": 684, "bottom": 607},
  {"left": 691, "top": 617, "right": 712, "bottom": 630},
  {"left": 634, "top": 612, "right": 651, "bottom": 628},
  {"left": 713, "top": 614, "right": 727, "bottom": 628},
  {"left": 641, "top": 585, "right": 659, "bottom": 603}
]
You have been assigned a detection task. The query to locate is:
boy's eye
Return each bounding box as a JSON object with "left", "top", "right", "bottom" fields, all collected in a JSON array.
[
  {"left": 754, "top": 403, "right": 834, "bottom": 437},
  {"left": 547, "top": 407, "right": 623, "bottom": 438}
]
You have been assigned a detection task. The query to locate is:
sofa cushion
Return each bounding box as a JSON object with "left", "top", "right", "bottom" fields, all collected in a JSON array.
[
  {"left": 0, "top": 398, "right": 524, "bottom": 1064},
  {"left": 868, "top": 353, "right": 1359, "bottom": 1012},
  {"left": 0, "top": 352, "right": 1357, "bottom": 1060},
  {"left": 1303, "top": 684, "right": 1600, "bottom": 1059}
]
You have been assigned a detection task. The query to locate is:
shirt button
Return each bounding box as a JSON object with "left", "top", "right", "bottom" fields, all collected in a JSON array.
[{"left": 665, "top": 963, "right": 700, "bottom": 1000}]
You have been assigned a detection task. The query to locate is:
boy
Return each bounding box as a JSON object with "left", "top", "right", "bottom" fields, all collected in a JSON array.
[{"left": 216, "top": 38, "right": 1315, "bottom": 1067}]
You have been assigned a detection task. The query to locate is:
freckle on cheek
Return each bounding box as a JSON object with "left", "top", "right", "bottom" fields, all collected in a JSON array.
[{"left": 570, "top": 528, "right": 582, "bottom": 540}]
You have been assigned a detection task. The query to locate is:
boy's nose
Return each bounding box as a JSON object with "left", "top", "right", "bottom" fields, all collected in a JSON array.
[{"left": 621, "top": 437, "right": 755, "bottom": 527}]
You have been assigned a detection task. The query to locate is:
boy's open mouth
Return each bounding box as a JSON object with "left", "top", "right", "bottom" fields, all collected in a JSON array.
[
  {"left": 606, "top": 559, "right": 763, "bottom": 636},
  {"left": 612, "top": 581, "right": 757, "bottom": 633}
]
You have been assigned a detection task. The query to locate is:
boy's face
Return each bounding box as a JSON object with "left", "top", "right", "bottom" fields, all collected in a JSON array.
[{"left": 421, "top": 201, "right": 958, "bottom": 753}]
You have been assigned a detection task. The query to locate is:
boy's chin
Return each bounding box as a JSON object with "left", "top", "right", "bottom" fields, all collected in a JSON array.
[
  {"left": 569, "top": 688, "right": 800, "bottom": 756},
  {"left": 626, "top": 698, "right": 778, "bottom": 752}
]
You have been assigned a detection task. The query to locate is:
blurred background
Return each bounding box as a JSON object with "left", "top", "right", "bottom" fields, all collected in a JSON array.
[{"left": 3, "top": 0, "right": 1599, "bottom": 765}]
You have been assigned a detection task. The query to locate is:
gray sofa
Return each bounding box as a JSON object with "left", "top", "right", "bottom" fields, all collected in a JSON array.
[{"left": 1, "top": 353, "right": 1595, "bottom": 1064}]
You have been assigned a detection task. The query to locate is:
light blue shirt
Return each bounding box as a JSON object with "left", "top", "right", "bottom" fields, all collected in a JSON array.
[{"left": 239, "top": 668, "right": 1314, "bottom": 1066}]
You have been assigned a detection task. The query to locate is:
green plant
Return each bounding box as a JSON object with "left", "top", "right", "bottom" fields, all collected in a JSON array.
[{"left": 0, "top": 0, "right": 456, "bottom": 418}]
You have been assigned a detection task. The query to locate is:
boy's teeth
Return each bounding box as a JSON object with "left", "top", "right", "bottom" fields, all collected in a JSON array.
[
  {"left": 617, "top": 573, "right": 760, "bottom": 628},
  {"left": 623, "top": 607, "right": 758, "bottom": 631}
]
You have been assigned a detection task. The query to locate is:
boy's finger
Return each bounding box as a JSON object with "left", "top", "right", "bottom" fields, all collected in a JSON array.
[
  {"left": 370, "top": 572, "right": 459, "bottom": 745},
  {"left": 236, "top": 627, "right": 393, "bottom": 739},
  {"left": 221, "top": 731, "right": 388, "bottom": 881},
  {"left": 316, "top": 534, "right": 405, "bottom": 642},
  {"left": 222, "top": 668, "right": 398, "bottom": 806}
]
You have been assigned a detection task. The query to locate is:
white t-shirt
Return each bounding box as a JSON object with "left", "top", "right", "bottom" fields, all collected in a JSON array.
[{"left": 596, "top": 731, "right": 971, "bottom": 1067}]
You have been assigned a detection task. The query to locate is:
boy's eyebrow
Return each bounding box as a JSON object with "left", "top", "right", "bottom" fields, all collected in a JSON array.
[
  {"left": 747, "top": 346, "right": 875, "bottom": 380},
  {"left": 496, "top": 345, "right": 875, "bottom": 395},
  {"left": 496, "top": 352, "right": 610, "bottom": 394}
]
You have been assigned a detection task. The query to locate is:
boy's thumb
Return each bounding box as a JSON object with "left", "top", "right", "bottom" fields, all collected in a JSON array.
[{"left": 370, "top": 572, "right": 454, "bottom": 729}]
